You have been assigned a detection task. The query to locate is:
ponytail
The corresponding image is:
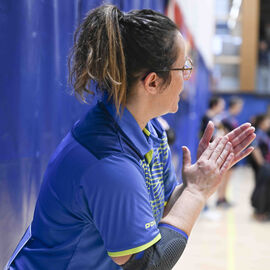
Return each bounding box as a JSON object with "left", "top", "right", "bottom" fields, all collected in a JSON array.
[
  {"left": 69, "top": 5, "right": 126, "bottom": 113},
  {"left": 69, "top": 5, "right": 179, "bottom": 114}
]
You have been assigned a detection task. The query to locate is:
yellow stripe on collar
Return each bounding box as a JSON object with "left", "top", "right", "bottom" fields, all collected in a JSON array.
[{"left": 143, "top": 128, "right": 151, "bottom": 136}]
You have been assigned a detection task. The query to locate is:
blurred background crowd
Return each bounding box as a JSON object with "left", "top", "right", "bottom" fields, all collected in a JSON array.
[{"left": 1, "top": 0, "right": 270, "bottom": 269}]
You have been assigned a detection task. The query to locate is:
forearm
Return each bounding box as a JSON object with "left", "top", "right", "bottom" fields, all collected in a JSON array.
[
  {"left": 160, "top": 186, "right": 206, "bottom": 236},
  {"left": 163, "top": 184, "right": 185, "bottom": 217}
]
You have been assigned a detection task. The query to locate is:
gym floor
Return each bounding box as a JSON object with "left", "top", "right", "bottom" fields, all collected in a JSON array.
[{"left": 173, "top": 166, "right": 270, "bottom": 270}]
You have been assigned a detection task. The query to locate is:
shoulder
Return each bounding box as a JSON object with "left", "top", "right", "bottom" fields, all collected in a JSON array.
[
  {"left": 81, "top": 154, "right": 149, "bottom": 213},
  {"left": 85, "top": 153, "right": 143, "bottom": 184},
  {"left": 82, "top": 154, "right": 145, "bottom": 189},
  {"left": 72, "top": 102, "right": 124, "bottom": 159}
]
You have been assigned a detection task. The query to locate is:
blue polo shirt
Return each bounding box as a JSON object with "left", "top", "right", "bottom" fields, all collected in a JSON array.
[{"left": 8, "top": 99, "right": 178, "bottom": 270}]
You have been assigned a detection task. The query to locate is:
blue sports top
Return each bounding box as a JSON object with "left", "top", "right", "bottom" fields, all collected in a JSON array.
[{"left": 8, "top": 98, "right": 178, "bottom": 270}]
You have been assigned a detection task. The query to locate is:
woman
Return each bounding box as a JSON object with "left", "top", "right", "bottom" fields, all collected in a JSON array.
[
  {"left": 6, "top": 4, "right": 255, "bottom": 270},
  {"left": 250, "top": 114, "right": 270, "bottom": 221}
]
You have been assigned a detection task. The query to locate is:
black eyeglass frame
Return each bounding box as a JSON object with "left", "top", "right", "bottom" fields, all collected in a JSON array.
[{"left": 141, "top": 57, "right": 193, "bottom": 81}]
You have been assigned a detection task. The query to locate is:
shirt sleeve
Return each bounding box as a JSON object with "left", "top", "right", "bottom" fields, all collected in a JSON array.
[
  {"left": 81, "top": 154, "right": 161, "bottom": 257},
  {"left": 162, "top": 137, "right": 178, "bottom": 203}
]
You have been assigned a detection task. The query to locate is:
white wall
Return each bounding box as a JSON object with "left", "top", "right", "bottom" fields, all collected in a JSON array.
[{"left": 167, "top": 0, "right": 215, "bottom": 69}]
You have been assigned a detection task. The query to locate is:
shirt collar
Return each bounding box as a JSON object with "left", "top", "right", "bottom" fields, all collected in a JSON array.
[{"left": 102, "top": 96, "right": 152, "bottom": 159}]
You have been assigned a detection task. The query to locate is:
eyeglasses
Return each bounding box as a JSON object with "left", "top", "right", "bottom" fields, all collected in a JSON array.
[
  {"left": 157, "top": 57, "right": 193, "bottom": 81},
  {"left": 169, "top": 57, "right": 193, "bottom": 80},
  {"left": 142, "top": 57, "right": 193, "bottom": 81}
]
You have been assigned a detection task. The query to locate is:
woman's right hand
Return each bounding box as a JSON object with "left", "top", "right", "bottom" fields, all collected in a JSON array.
[{"left": 182, "top": 136, "right": 234, "bottom": 201}]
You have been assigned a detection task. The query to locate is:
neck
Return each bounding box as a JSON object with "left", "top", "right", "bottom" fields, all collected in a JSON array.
[
  {"left": 125, "top": 83, "right": 160, "bottom": 130},
  {"left": 126, "top": 102, "right": 152, "bottom": 130}
]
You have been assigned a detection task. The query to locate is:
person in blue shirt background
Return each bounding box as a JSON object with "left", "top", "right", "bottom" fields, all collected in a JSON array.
[
  {"left": 6, "top": 4, "right": 256, "bottom": 270},
  {"left": 250, "top": 114, "right": 270, "bottom": 221},
  {"left": 217, "top": 97, "right": 244, "bottom": 208}
]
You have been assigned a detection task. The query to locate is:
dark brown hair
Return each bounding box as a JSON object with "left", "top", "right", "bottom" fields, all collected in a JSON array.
[
  {"left": 254, "top": 114, "right": 268, "bottom": 129},
  {"left": 68, "top": 4, "right": 179, "bottom": 113},
  {"left": 208, "top": 96, "right": 223, "bottom": 109}
]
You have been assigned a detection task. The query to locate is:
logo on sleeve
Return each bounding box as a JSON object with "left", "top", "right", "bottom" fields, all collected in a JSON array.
[{"left": 145, "top": 220, "right": 156, "bottom": 229}]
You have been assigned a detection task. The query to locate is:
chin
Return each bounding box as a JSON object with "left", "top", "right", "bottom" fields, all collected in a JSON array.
[{"left": 170, "top": 105, "right": 179, "bottom": 114}]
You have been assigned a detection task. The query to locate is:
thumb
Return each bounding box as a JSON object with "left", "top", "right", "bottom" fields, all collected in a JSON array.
[{"left": 182, "top": 146, "right": 191, "bottom": 168}]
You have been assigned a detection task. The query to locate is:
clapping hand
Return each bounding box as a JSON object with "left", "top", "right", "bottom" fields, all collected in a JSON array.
[
  {"left": 197, "top": 121, "right": 255, "bottom": 167},
  {"left": 181, "top": 122, "right": 256, "bottom": 200}
]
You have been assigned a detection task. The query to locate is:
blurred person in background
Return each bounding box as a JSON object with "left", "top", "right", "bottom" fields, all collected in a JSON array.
[
  {"left": 256, "top": 40, "right": 270, "bottom": 93},
  {"left": 200, "top": 96, "right": 225, "bottom": 139},
  {"left": 249, "top": 114, "right": 270, "bottom": 221},
  {"left": 217, "top": 97, "right": 244, "bottom": 208},
  {"left": 199, "top": 96, "right": 225, "bottom": 219}
]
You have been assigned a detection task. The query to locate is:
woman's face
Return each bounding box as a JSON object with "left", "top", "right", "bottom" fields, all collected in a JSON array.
[{"left": 156, "top": 32, "right": 186, "bottom": 115}]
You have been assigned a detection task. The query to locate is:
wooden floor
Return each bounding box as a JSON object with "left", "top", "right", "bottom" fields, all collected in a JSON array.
[{"left": 173, "top": 166, "right": 270, "bottom": 270}]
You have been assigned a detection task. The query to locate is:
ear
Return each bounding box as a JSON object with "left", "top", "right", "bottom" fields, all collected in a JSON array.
[{"left": 143, "top": 72, "right": 161, "bottom": 95}]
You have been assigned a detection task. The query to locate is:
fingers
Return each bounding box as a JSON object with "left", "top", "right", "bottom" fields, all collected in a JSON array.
[
  {"left": 200, "top": 121, "right": 214, "bottom": 146},
  {"left": 220, "top": 152, "right": 234, "bottom": 174},
  {"left": 195, "top": 122, "right": 255, "bottom": 178},
  {"left": 232, "top": 132, "right": 256, "bottom": 155},
  {"left": 209, "top": 136, "right": 229, "bottom": 162},
  {"left": 197, "top": 121, "right": 214, "bottom": 159},
  {"left": 182, "top": 146, "right": 191, "bottom": 168},
  {"left": 215, "top": 141, "right": 232, "bottom": 168},
  {"left": 225, "top": 123, "right": 255, "bottom": 166},
  {"left": 200, "top": 136, "right": 222, "bottom": 160},
  {"left": 227, "top": 123, "right": 251, "bottom": 141},
  {"left": 230, "top": 126, "right": 255, "bottom": 147},
  {"left": 230, "top": 146, "right": 254, "bottom": 167}
]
